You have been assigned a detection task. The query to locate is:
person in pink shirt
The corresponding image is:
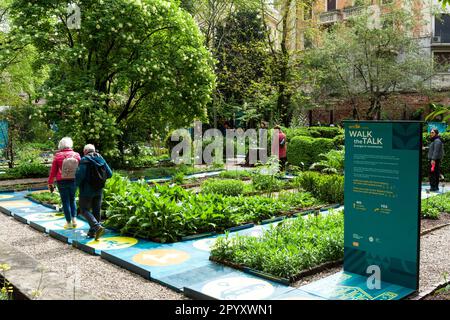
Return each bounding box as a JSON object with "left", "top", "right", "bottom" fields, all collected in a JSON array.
[
  {"left": 273, "top": 125, "right": 287, "bottom": 171},
  {"left": 48, "top": 137, "right": 81, "bottom": 229}
]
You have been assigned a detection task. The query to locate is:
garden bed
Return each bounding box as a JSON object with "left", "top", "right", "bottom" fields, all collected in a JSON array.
[
  {"left": 102, "top": 174, "right": 326, "bottom": 243},
  {"left": 424, "top": 284, "right": 450, "bottom": 300},
  {"left": 0, "top": 178, "right": 48, "bottom": 192},
  {"left": 118, "top": 165, "right": 224, "bottom": 181},
  {"left": 421, "top": 213, "right": 450, "bottom": 234},
  {"left": 209, "top": 212, "right": 344, "bottom": 283},
  {"left": 209, "top": 207, "right": 450, "bottom": 285},
  {"left": 25, "top": 175, "right": 326, "bottom": 244}
]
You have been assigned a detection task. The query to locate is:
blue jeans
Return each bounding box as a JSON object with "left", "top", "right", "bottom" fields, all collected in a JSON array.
[
  {"left": 79, "top": 195, "right": 103, "bottom": 234},
  {"left": 57, "top": 180, "right": 77, "bottom": 223}
]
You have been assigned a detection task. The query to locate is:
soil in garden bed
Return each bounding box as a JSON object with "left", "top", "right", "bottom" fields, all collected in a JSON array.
[
  {"left": 424, "top": 289, "right": 450, "bottom": 300},
  {"left": 0, "top": 178, "right": 48, "bottom": 192},
  {"left": 421, "top": 213, "right": 450, "bottom": 233},
  {"left": 0, "top": 177, "right": 47, "bottom": 187}
]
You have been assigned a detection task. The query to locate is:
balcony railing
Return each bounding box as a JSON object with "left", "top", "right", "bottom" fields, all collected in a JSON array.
[
  {"left": 343, "top": 6, "right": 365, "bottom": 20},
  {"left": 319, "top": 11, "right": 340, "bottom": 24}
]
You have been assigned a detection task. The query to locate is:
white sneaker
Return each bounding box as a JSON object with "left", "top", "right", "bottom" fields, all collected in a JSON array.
[
  {"left": 72, "top": 218, "right": 77, "bottom": 228},
  {"left": 64, "top": 222, "right": 73, "bottom": 229}
]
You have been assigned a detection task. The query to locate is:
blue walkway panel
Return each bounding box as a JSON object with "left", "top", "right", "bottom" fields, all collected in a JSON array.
[
  {"left": 0, "top": 185, "right": 447, "bottom": 300},
  {"left": 184, "top": 271, "right": 294, "bottom": 300},
  {"left": 298, "top": 271, "right": 415, "bottom": 300}
]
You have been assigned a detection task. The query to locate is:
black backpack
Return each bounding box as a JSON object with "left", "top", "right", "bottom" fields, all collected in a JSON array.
[{"left": 87, "top": 161, "right": 108, "bottom": 190}]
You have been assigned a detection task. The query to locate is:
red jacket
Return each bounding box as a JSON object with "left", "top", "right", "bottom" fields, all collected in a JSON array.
[
  {"left": 48, "top": 149, "right": 81, "bottom": 184},
  {"left": 271, "top": 132, "right": 287, "bottom": 159}
]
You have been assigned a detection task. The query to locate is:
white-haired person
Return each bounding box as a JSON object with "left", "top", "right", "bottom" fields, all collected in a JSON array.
[
  {"left": 48, "top": 137, "right": 81, "bottom": 229},
  {"left": 75, "top": 144, "right": 113, "bottom": 240}
]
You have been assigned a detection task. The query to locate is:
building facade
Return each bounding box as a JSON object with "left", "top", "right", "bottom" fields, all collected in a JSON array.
[{"left": 268, "top": 0, "right": 450, "bottom": 123}]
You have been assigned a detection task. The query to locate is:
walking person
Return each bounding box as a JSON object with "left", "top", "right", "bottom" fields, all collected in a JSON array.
[
  {"left": 272, "top": 125, "right": 287, "bottom": 171},
  {"left": 48, "top": 137, "right": 81, "bottom": 229},
  {"left": 75, "top": 144, "right": 113, "bottom": 240},
  {"left": 428, "top": 128, "right": 445, "bottom": 192}
]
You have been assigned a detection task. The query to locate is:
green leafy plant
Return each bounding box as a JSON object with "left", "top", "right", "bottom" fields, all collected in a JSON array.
[
  {"left": 310, "top": 148, "right": 345, "bottom": 175},
  {"left": 251, "top": 157, "right": 285, "bottom": 196},
  {"left": 296, "top": 171, "right": 344, "bottom": 204},
  {"left": 435, "top": 272, "right": 450, "bottom": 296},
  {"left": 201, "top": 179, "right": 245, "bottom": 196},
  {"left": 172, "top": 172, "right": 186, "bottom": 185},
  {"left": 27, "top": 191, "right": 62, "bottom": 206},
  {"left": 211, "top": 212, "right": 344, "bottom": 279},
  {"left": 102, "top": 174, "right": 320, "bottom": 242},
  {"left": 426, "top": 104, "right": 450, "bottom": 123},
  {"left": 0, "top": 263, "right": 13, "bottom": 300},
  {"left": 421, "top": 192, "right": 450, "bottom": 219}
]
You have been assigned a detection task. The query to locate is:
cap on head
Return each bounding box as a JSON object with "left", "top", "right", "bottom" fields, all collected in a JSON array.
[{"left": 58, "top": 137, "right": 73, "bottom": 150}]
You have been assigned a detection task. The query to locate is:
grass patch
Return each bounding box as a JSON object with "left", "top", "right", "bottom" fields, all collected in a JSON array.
[
  {"left": 27, "top": 191, "right": 61, "bottom": 206},
  {"left": 210, "top": 212, "right": 344, "bottom": 280}
]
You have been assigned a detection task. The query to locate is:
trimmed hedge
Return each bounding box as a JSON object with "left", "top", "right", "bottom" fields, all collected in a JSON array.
[
  {"left": 284, "top": 126, "right": 343, "bottom": 141},
  {"left": 287, "top": 136, "right": 335, "bottom": 167},
  {"left": 296, "top": 171, "right": 344, "bottom": 204}
]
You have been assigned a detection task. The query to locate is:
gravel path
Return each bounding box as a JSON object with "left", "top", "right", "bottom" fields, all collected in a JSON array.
[
  {"left": 0, "top": 213, "right": 185, "bottom": 300},
  {"left": 1, "top": 203, "right": 449, "bottom": 300},
  {"left": 417, "top": 224, "right": 450, "bottom": 294}
]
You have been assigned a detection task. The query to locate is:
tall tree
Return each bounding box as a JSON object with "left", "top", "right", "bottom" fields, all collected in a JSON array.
[
  {"left": 260, "top": 0, "right": 317, "bottom": 126},
  {"left": 10, "top": 0, "right": 215, "bottom": 159},
  {"left": 213, "top": 9, "right": 273, "bottom": 127},
  {"left": 305, "top": 6, "right": 435, "bottom": 120},
  {"left": 187, "top": 0, "right": 261, "bottom": 127}
]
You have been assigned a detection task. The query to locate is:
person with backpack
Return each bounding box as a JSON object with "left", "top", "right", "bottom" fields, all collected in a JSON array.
[
  {"left": 75, "top": 144, "right": 113, "bottom": 240},
  {"left": 48, "top": 137, "right": 81, "bottom": 229}
]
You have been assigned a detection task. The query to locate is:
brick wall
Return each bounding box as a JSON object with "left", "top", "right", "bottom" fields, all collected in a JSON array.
[{"left": 310, "top": 92, "right": 450, "bottom": 125}]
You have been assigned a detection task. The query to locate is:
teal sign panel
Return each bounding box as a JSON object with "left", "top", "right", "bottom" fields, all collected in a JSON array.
[
  {"left": 427, "top": 122, "right": 448, "bottom": 134},
  {"left": 344, "top": 121, "right": 422, "bottom": 290}
]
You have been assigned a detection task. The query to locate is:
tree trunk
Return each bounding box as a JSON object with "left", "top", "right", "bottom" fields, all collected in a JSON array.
[
  {"left": 7, "top": 128, "right": 14, "bottom": 169},
  {"left": 118, "top": 138, "right": 125, "bottom": 167},
  {"left": 277, "top": 0, "right": 293, "bottom": 127},
  {"left": 351, "top": 98, "right": 360, "bottom": 120}
]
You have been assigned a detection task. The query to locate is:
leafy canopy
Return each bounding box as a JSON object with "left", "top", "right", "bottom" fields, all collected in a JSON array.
[{"left": 10, "top": 0, "right": 215, "bottom": 156}]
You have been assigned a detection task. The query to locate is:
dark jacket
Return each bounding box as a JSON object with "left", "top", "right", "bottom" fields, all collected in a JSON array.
[
  {"left": 428, "top": 136, "right": 444, "bottom": 161},
  {"left": 75, "top": 152, "right": 113, "bottom": 197}
]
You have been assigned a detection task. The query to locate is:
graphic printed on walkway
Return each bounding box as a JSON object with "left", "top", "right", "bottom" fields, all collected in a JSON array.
[{"left": 0, "top": 184, "right": 448, "bottom": 300}]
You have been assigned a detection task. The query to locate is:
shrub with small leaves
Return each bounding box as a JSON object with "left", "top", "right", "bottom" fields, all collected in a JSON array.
[{"left": 201, "top": 179, "right": 245, "bottom": 196}]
